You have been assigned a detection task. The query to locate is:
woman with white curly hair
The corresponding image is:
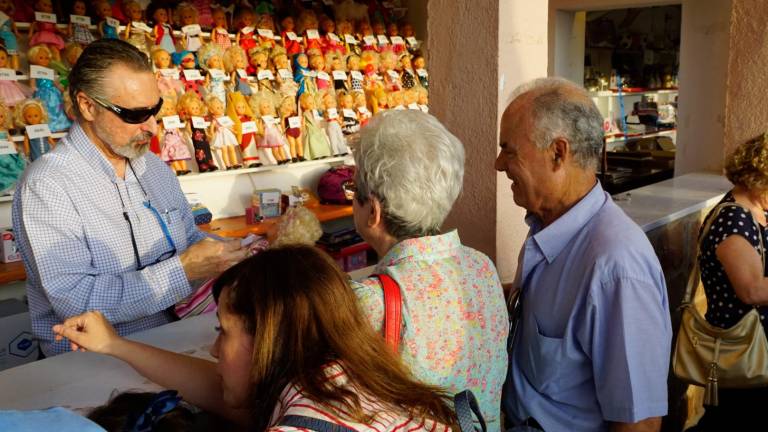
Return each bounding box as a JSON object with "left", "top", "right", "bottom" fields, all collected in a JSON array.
[{"left": 349, "top": 109, "right": 509, "bottom": 429}]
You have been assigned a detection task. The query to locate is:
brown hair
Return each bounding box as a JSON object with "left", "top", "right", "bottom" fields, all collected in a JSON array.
[
  {"left": 88, "top": 391, "right": 194, "bottom": 432},
  {"left": 725, "top": 133, "right": 768, "bottom": 191},
  {"left": 212, "top": 246, "right": 457, "bottom": 430}
]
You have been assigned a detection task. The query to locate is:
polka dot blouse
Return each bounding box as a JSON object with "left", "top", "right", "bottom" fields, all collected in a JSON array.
[{"left": 699, "top": 192, "right": 768, "bottom": 331}]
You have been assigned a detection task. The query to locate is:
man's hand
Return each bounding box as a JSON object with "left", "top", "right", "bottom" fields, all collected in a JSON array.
[
  {"left": 52, "top": 311, "right": 121, "bottom": 354},
  {"left": 179, "top": 238, "right": 248, "bottom": 282}
]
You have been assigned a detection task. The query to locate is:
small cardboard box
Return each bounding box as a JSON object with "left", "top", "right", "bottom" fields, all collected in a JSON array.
[
  {"left": 0, "top": 228, "right": 21, "bottom": 263},
  {"left": 251, "top": 189, "right": 282, "bottom": 219},
  {"left": 0, "top": 299, "right": 38, "bottom": 371}
]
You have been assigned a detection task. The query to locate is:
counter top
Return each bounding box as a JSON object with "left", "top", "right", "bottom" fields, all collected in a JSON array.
[{"left": 613, "top": 172, "right": 732, "bottom": 232}]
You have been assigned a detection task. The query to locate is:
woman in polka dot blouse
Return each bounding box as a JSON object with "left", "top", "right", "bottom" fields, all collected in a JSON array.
[{"left": 694, "top": 134, "right": 768, "bottom": 430}]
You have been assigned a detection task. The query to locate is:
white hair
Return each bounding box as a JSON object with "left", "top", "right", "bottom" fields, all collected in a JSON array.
[
  {"left": 354, "top": 110, "right": 465, "bottom": 239},
  {"left": 507, "top": 77, "right": 604, "bottom": 170}
]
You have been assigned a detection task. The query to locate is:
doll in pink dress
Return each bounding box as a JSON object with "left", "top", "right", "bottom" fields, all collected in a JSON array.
[
  {"left": 250, "top": 93, "right": 288, "bottom": 165},
  {"left": 151, "top": 47, "right": 183, "bottom": 98},
  {"left": 210, "top": 7, "right": 231, "bottom": 52},
  {"left": 0, "top": 46, "right": 31, "bottom": 107},
  {"left": 309, "top": 54, "right": 330, "bottom": 92},
  {"left": 28, "top": 0, "right": 65, "bottom": 61},
  {"left": 157, "top": 95, "right": 192, "bottom": 175}
]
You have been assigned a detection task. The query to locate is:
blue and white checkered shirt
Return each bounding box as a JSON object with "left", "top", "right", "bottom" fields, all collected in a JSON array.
[{"left": 12, "top": 123, "right": 206, "bottom": 356}]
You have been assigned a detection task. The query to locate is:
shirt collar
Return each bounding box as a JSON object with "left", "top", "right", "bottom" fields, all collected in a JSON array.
[
  {"left": 65, "top": 121, "right": 148, "bottom": 181},
  {"left": 527, "top": 181, "right": 607, "bottom": 264},
  {"left": 375, "top": 229, "right": 461, "bottom": 270}
]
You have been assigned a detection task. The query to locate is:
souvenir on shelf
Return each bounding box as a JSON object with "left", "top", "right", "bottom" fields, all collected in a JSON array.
[
  {"left": 49, "top": 42, "right": 82, "bottom": 89},
  {"left": 227, "top": 91, "right": 260, "bottom": 168},
  {"left": 415, "top": 87, "right": 429, "bottom": 113},
  {"left": 279, "top": 15, "right": 301, "bottom": 56},
  {"left": 299, "top": 92, "right": 332, "bottom": 160},
  {"left": 357, "top": 21, "right": 377, "bottom": 52},
  {"left": 337, "top": 18, "right": 357, "bottom": 55},
  {"left": 210, "top": 7, "right": 231, "bottom": 52},
  {"left": 248, "top": 48, "right": 274, "bottom": 93},
  {"left": 235, "top": 8, "right": 258, "bottom": 52},
  {"left": 328, "top": 53, "right": 347, "bottom": 92},
  {"left": 387, "top": 22, "right": 406, "bottom": 55},
  {"left": 299, "top": 10, "right": 322, "bottom": 54},
  {"left": 197, "top": 43, "right": 226, "bottom": 106},
  {"left": 148, "top": 4, "right": 176, "bottom": 54},
  {"left": 354, "top": 91, "right": 372, "bottom": 126},
  {"left": 0, "top": 46, "right": 32, "bottom": 107},
  {"left": 0, "top": 0, "right": 20, "bottom": 70},
  {"left": 320, "top": 92, "right": 349, "bottom": 157},
  {"left": 172, "top": 50, "right": 203, "bottom": 99},
  {"left": 178, "top": 92, "right": 218, "bottom": 173},
  {"left": 309, "top": 54, "right": 330, "bottom": 92},
  {"left": 28, "top": 45, "right": 71, "bottom": 132},
  {"left": 157, "top": 94, "right": 192, "bottom": 176},
  {"left": 413, "top": 53, "right": 428, "bottom": 89},
  {"left": 293, "top": 52, "right": 314, "bottom": 98},
  {"left": 224, "top": 46, "right": 252, "bottom": 96},
  {"left": 177, "top": 3, "right": 202, "bottom": 53},
  {"left": 402, "top": 22, "right": 419, "bottom": 52},
  {"left": 123, "top": 1, "right": 152, "bottom": 57},
  {"left": 338, "top": 90, "right": 360, "bottom": 136},
  {"left": 347, "top": 54, "right": 364, "bottom": 92},
  {"left": 320, "top": 17, "right": 344, "bottom": 56},
  {"left": 205, "top": 94, "right": 240, "bottom": 170},
  {"left": 278, "top": 95, "right": 303, "bottom": 162},
  {"left": 14, "top": 99, "right": 54, "bottom": 162},
  {"left": 399, "top": 53, "right": 416, "bottom": 89},
  {"left": 152, "top": 47, "right": 183, "bottom": 98},
  {"left": 0, "top": 103, "right": 25, "bottom": 194},
  {"left": 96, "top": 0, "right": 119, "bottom": 40},
  {"left": 380, "top": 51, "right": 401, "bottom": 91},
  {"left": 68, "top": 0, "right": 95, "bottom": 48},
  {"left": 250, "top": 93, "right": 288, "bottom": 165},
  {"left": 29, "top": 0, "right": 65, "bottom": 61},
  {"left": 271, "top": 47, "right": 297, "bottom": 98},
  {"left": 256, "top": 13, "right": 276, "bottom": 50}
]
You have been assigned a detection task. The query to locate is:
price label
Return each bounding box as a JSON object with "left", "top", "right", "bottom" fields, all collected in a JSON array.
[
  {"left": 261, "top": 114, "right": 276, "bottom": 124},
  {"left": 305, "top": 70, "right": 317, "bottom": 78},
  {"left": 285, "top": 31, "right": 298, "bottom": 41},
  {"left": 0, "top": 140, "right": 16, "bottom": 155},
  {"left": 35, "top": 12, "right": 57, "bottom": 23},
  {"left": 70, "top": 14, "right": 91, "bottom": 25},
  {"left": 30, "top": 65, "right": 54, "bottom": 80},
  {"left": 350, "top": 70, "right": 364, "bottom": 81},
  {"left": 278, "top": 68, "right": 292, "bottom": 80},
  {"left": 326, "top": 108, "right": 338, "bottom": 120},
  {"left": 191, "top": 116, "right": 209, "bottom": 128},
  {"left": 236, "top": 68, "right": 249, "bottom": 79},
  {"left": 322, "top": 0, "right": 333, "bottom": 5},
  {"left": 26, "top": 124, "right": 52, "bottom": 139},
  {"left": 316, "top": 71, "right": 330, "bottom": 81},
  {"left": 390, "top": 36, "right": 405, "bottom": 45},
  {"left": 416, "top": 68, "right": 428, "bottom": 77},
  {"left": 387, "top": 69, "right": 400, "bottom": 79},
  {"left": 306, "top": 29, "right": 320, "bottom": 40},
  {"left": 420, "top": 104, "right": 429, "bottom": 113},
  {"left": 162, "top": 115, "right": 183, "bottom": 129},
  {"left": 327, "top": 32, "right": 340, "bottom": 42},
  {"left": 132, "top": 21, "right": 152, "bottom": 33},
  {"left": 106, "top": 17, "right": 119, "bottom": 28},
  {"left": 241, "top": 26, "right": 254, "bottom": 34},
  {"left": 216, "top": 28, "right": 229, "bottom": 35},
  {"left": 257, "top": 28, "right": 274, "bottom": 38},
  {"left": 159, "top": 68, "right": 180, "bottom": 79},
  {"left": 363, "top": 35, "right": 376, "bottom": 45},
  {"left": 182, "top": 24, "right": 202, "bottom": 35},
  {"left": 216, "top": 116, "right": 234, "bottom": 127},
  {"left": 332, "top": 70, "right": 347, "bottom": 80},
  {"left": 408, "top": 102, "right": 420, "bottom": 110},
  {"left": 406, "top": 36, "right": 418, "bottom": 46},
  {"left": 377, "top": 35, "right": 389, "bottom": 45},
  {"left": 209, "top": 68, "right": 226, "bottom": 79},
  {"left": 357, "top": 106, "right": 370, "bottom": 114},
  {"left": 0, "top": 68, "right": 16, "bottom": 80},
  {"left": 288, "top": 116, "right": 301, "bottom": 129},
  {"left": 183, "top": 69, "right": 203, "bottom": 81},
  {"left": 342, "top": 108, "right": 357, "bottom": 118},
  {"left": 241, "top": 120, "right": 257, "bottom": 134},
  {"left": 257, "top": 69, "right": 274, "bottom": 80},
  {"left": 313, "top": 110, "right": 323, "bottom": 121}
]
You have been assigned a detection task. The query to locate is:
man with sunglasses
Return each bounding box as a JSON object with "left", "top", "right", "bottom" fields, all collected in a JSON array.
[{"left": 12, "top": 39, "right": 249, "bottom": 357}]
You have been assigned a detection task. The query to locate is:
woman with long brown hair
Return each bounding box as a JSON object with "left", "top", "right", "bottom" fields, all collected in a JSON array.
[{"left": 53, "top": 245, "right": 457, "bottom": 431}]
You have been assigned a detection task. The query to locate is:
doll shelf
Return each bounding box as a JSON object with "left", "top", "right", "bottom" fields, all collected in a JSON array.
[{"left": 177, "top": 155, "right": 350, "bottom": 182}]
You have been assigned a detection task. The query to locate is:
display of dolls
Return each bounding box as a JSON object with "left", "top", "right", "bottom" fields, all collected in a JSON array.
[
  {"left": 371, "top": 86, "right": 388, "bottom": 114},
  {"left": 0, "top": 46, "right": 31, "bottom": 107},
  {"left": 278, "top": 95, "right": 303, "bottom": 162},
  {"left": 413, "top": 53, "right": 428, "bottom": 89},
  {"left": 399, "top": 53, "right": 416, "bottom": 89},
  {"left": 336, "top": 18, "right": 357, "bottom": 55},
  {"left": 226, "top": 91, "right": 260, "bottom": 168},
  {"left": 28, "top": 45, "right": 71, "bottom": 132},
  {"left": 148, "top": 4, "right": 176, "bottom": 54},
  {"left": 0, "top": 0, "right": 20, "bottom": 70},
  {"left": 309, "top": 54, "right": 330, "bottom": 92},
  {"left": 328, "top": 53, "right": 347, "bottom": 92},
  {"left": 123, "top": 1, "right": 152, "bottom": 57},
  {"left": 96, "top": 0, "right": 119, "bottom": 39},
  {"left": 298, "top": 10, "right": 322, "bottom": 54},
  {"left": 176, "top": 3, "right": 202, "bottom": 53},
  {"left": 250, "top": 93, "right": 288, "bottom": 165},
  {"left": 172, "top": 50, "right": 203, "bottom": 99},
  {"left": 14, "top": 99, "right": 55, "bottom": 162},
  {"left": 380, "top": 51, "right": 401, "bottom": 91},
  {"left": 178, "top": 92, "right": 218, "bottom": 172},
  {"left": 157, "top": 94, "right": 192, "bottom": 176},
  {"left": 338, "top": 90, "right": 360, "bottom": 136},
  {"left": 197, "top": 44, "right": 227, "bottom": 106},
  {"left": 293, "top": 53, "right": 315, "bottom": 98},
  {"left": 248, "top": 48, "right": 274, "bottom": 93},
  {"left": 255, "top": 13, "right": 276, "bottom": 50},
  {"left": 299, "top": 92, "right": 332, "bottom": 160},
  {"left": 205, "top": 94, "right": 240, "bottom": 170},
  {"left": 67, "top": 0, "right": 95, "bottom": 48},
  {"left": 279, "top": 15, "right": 301, "bottom": 56},
  {"left": 357, "top": 21, "right": 376, "bottom": 52},
  {"left": 29, "top": 0, "right": 65, "bottom": 61},
  {"left": 235, "top": 8, "right": 258, "bottom": 52},
  {"left": 354, "top": 91, "right": 372, "bottom": 126},
  {"left": 402, "top": 22, "right": 419, "bottom": 52},
  {"left": 320, "top": 92, "right": 349, "bottom": 157},
  {"left": 271, "top": 48, "right": 297, "bottom": 98},
  {"left": 0, "top": 103, "right": 24, "bottom": 194},
  {"left": 416, "top": 86, "right": 429, "bottom": 113},
  {"left": 320, "top": 18, "right": 345, "bottom": 56},
  {"left": 224, "top": 46, "right": 253, "bottom": 96},
  {"left": 49, "top": 42, "right": 81, "bottom": 89},
  {"left": 387, "top": 22, "right": 406, "bottom": 55},
  {"left": 347, "top": 54, "right": 364, "bottom": 92},
  {"left": 152, "top": 47, "right": 183, "bottom": 98},
  {"left": 210, "top": 7, "right": 231, "bottom": 52},
  {"left": 389, "top": 90, "right": 405, "bottom": 110}
]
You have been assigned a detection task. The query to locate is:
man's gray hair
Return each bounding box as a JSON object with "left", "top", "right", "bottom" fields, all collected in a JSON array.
[
  {"left": 354, "top": 110, "right": 465, "bottom": 240},
  {"left": 68, "top": 39, "right": 153, "bottom": 118},
  {"left": 509, "top": 77, "right": 604, "bottom": 170}
]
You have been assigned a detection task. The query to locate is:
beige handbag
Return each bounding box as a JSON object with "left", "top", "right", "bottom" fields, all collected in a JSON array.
[{"left": 672, "top": 202, "right": 768, "bottom": 406}]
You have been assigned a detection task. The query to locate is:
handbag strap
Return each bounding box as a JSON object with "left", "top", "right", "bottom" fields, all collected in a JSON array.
[
  {"left": 374, "top": 274, "right": 402, "bottom": 352},
  {"left": 278, "top": 415, "right": 357, "bottom": 432},
  {"left": 454, "top": 390, "right": 487, "bottom": 432},
  {"left": 682, "top": 201, "right": 766, "bottom": 305}
]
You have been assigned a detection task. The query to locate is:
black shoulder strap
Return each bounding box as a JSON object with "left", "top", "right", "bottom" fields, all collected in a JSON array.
[
  {"left": 454, "top": 390, "right": 487, "bottom": 432},
  {"left": 278, "top": 415, "right": 358, "bottom": 432}
]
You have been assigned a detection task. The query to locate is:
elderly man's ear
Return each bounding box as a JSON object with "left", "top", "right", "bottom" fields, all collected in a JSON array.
[
  {"left": 550, "top": 137, "right": 569, "bottom": 168},
  {"left": 367, "top": 196, "right": 384, "bottom": 228},
  {"left": 76, "top": 92, "right": 97, "bottom": 122}
]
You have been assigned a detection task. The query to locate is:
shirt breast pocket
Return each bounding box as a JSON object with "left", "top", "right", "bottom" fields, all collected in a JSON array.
[
  {"left": 524, "top": 316, "right": 589, "bottom": 396},
  {"left": 162, "top": 207, "right": 188, "bottom": 252}
]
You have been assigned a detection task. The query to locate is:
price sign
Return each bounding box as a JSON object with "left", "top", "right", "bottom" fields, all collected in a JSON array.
[
  {"left": 313, "top": 110, "right": 323, "bottom": 121},
  {"left": 288, "top": 116, "right": 301, "bottom": 129},
  {"left": 327, "top": 32, "right": 340, "bottom": 42},
  {"left": 257, "top": 69, "right": 274, "bottom": 80},
  {"left": 387, "top": 70, "right": 400, "bottom": 79},
  {"left": 344, "top": 34, "right": 358, "bottom": 44},
  {"left": 408, "top": 102, "right": 420, "bottom": 110},
  {"left": 0, "top": 68, "right": 16, "bottom": 80},
  {"left": 257, "top": 28, "right": 274, "bottom": 38},
  {"left": 285, "top": 31, "right": 298, "bottom": 41},
  {"left": 162, "top": 115, "right": 183, "bottom": 129},
  {"left": 191, "top": 116, "right": 209, "bottom": 128},
  {"left": 278, "top": 68, "right": 292, "bottom": 80},
  {"left": 30, "top": 65, "right": 54, "bottom": 80},
  {"left": 261, "top": 115, "right": 276, "bottom": 125},
  {"left": 357, "top": 106, "right": 370, "bottom": 114},
  {"left": 216, "top": 28, "right": 229, "bottom": 35},
  {"left": 236, "top": 69, "right": 249, "bottom": 79},
  {"left": 132, "top": 21, "right": 152, "bottom": 33},
  {"left": 70, "top": 14, "right": 91, "bottom": 25},
  {"left": 406, "top": 36, "right": 418, "bottom": 46},
  {"left": 332, "top": 70, "right": 347, "bottom": 80},
  {"left": 416, "top": 68, "right": 428, "bottom": 77},
  {"left": 241, "top": 26, "right": 254, "bottom": 34},
  {"left": 316, "top": 71, "right": 330, "bottom": 81},
  {"left": 305, "top": 70, "right": 317, "bottom": 78},
  {"left": 363, "top": 35, "right": 376, "bottom": 45},
  {"left": 183, "top": 69, "right": 203, "bottom": 81},
  {"left": 420, "top": 104, "right": 429, "bottom": 113},
  {"left": 306, "top": 29, "right": 320, "bottom": 40},
  {"left": 35, "top": 12, "right": 56, "bottom": 23},
  {"left": 241, "top": 120, "right": 257, "bottom": 134},
  {"left": 326, "top": 108, "right": 338, "bottom": 120},
  {"left": 106, "top": 17, "right": 119, "bottom": 28},
  {"left": 26, "top": 124, "right": 52, "bottom": 139},
  {"left": 342, "top": 108, "right": 357, "bottom": 118},
  {"left": 390, "top": 36, "right": 405, "bottom": 45},
  {"left": 159, "top": 68, "right": 180, "bottom": 79},
  {"left": 350, "top": 70, "right": 363, "bottom": 81},
  {"left": 0, "top": 140, "right": 16, "bottom": 155},
  {"left": 216, "top": 116, "right": 234, "bottom": 127},
  {"left": 377, "top": 35, "right": 389, "bottom": 45},
  {"left": 209, "top": 68, "right": 226, "bottom": 79},
  {"left": 182, "top": 24, "right": 202, "bottom": 35},
  {"left": 322, "top": 0, "right": 334, "bottom": 5}
]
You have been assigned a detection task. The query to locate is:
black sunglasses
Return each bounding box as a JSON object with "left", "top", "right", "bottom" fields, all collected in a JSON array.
[{"left": 92, "top": 96, "right": 163, "bottom": 124}]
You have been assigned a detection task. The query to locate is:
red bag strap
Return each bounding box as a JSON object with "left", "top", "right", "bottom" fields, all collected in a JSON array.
[{"left": 374, "top": 274, "right": 402, "bottom": 352}]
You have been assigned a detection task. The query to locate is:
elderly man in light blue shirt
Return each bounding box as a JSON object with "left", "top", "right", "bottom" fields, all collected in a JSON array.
[{"left": 496, "top": 77, "right": 672, "bottom": 432}]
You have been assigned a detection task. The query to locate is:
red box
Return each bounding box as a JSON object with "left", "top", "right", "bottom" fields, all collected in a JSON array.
[{"left": 325, "top": 242, "right": 371, "bottom": 272}]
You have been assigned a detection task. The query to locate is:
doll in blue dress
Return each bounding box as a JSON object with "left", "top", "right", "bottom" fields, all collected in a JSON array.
[
  {"left": 0, "top": 0, "right": 20, "bottom": 70},
  {"left": 96, "top": 0, "right": 118, "bottom": 39},
  {"left": 14, "top": 99, "right": 55, "bottom": 162},
  {"left": 28, "top": 45, "right": 71, "bottom": 132},
  {"left": 0, "top": 103, "right": 24, "bottom": 194}
]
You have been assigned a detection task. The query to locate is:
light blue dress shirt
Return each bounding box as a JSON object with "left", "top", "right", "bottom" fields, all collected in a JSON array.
[
  {"left": 0, "top": 407, "right": 105, "bottom": 431},
  {"left": 504, "top": 182, "right": 672, "bottom": 431},
  {"left": 12, "top": 123, "right": 206, "bottom": 356}
]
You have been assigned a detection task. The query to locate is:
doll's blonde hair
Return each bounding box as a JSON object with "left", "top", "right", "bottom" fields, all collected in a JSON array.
[
  {"left": 248, "top": 92, "right": 277, "bottom": 117},
  {"left": 14, "top": 99, "right": 48, "bottom": 127},
  {"left": 0, "top": 104, "right": 12, "bottom": 130},
  {"left": 270, "top": 46, "right": 287, "bottom": 61},
  {"left": 150, "top": 46, "right": 171, "bottom": 68},
  {"left": 177, "top": 92, "right": 206, "bottom": 119},
  {"left": 278, "top": 95, "right": 296, "bottom": 117},
  {"left": 271, "top": 206, "right": 323, "bottom": 247},
  {"left": 27, "top": 45, "right": 52, "bottom": 64},
  {"left": 226, "top": 91, "right": 253, "bottom": 143},
  {"left": 197, "top": 43, "right": 223, "bottom": 71},
  {"left": 174, "top": 2, "right": 198, "bottom": 24},
  {"left": 223, "top": 46, "right": 246, "bottom": 73}
]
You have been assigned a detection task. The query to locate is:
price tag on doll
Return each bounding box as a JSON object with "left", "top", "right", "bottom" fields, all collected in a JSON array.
[
  {"left": 322, "top": 0, "right": 334, "bottom": 5},
  {"left": 216, "top": 28, "right": 229, "bottom": 35},
  {"left": 106, "top": 17, "right": 119, "bottom": 28},
  {"left": 288, "top": 116, "right": 301, "bottom": 129},
  {"left": 30, "top": 65, "right": 55, "bottom": 80},
  {"left": 305, "top": 70, "right": 317, "bottom": 78},
  {"left": 387, "top": 70, "right": 400, "bottom": 79},
  {"left": 26, "top": 124, "right": 52, "bottom": 139},
  {"left": 257, "top": 28, "right": 274, "bottom": 38},
  {"left": 182, "top": 24, "right": 202, "bottom": 35},
  {"left": 132, "top": 21, "right": 153, "bottom": 33},
  {"left": 241, "top": 121, "right": 257, "bottom": 134},
  {"left": 406, "top": 36, "right": 418, "bottom": 46},
  {"left": 419, "top": 104, "right": 429, "bottom": 113},
  {"left": 377, "top": 35, "right": 389, "bottom": 45},
  {"left": 344, "top": 34, "right": 358, "bottom": 44},
  {"left": 390, "top": 36, "right": 405, "bottom": 45},
  {"left": 351, "top": 70, "right": 364, "bottom": 81},
  {"left": 416, "top": 68, "right": 428, "bottom": 77},
  {"left": 159, "top": 68, "right": 180, "bottom": 79},
  {"left": 183, "top": 69, "right": 204, "bottom": 81},
  {"left": 328, "top": 32, "right": 340, "bottom": 42},
  {"left": 162, "top": 115, "right": 183, "bottom": 130},
  {"left": 35, "top": 12, "right": 57, "bottom": 23},
  {"left": 70, "top": 14, "right": 91, "bottom": 26},
  {"left": 286, "top": 31, "right": 298, "bottom": 41},
  {"left": 408, "top": 102, "right": 420, "bottom": 110},
  {"left": 278, "top": 68, "right": 292, "bottom": 80},
  {"left": 342, "top": 108, "right": 357, "bottom": 118},
  {"left": 332, "top": 70, "right": 347, "bottom": 80},
  {"left": 236, "top": 69, "right": 249, "bottom": 79},
  {"left": 0, "top": 68, "right": 16, "bottom": 81},
  {"left": 357, "top": 106, "right": 370, "bottom": 115},
  {"left": 191, "top": 116, "right": 209, "bottom": 128},
  {"left": 313, "top": 110, "right": 323, "bottom": 121},
  {"left": 261, "top": 115, "right": 277, "bottom": 125},
  {"left": 241, "top": 26, "right": 254, "bottom": 34},
  {"left": 0, "top": 140, "right": 16, "bottom": 155},
  {"left": 363, "top": 35, "right": 376, "bottom": 45},
  {"left": 326, "top": 108, "right": 338, "bottom": 120},
  {"left": 316, "top": 71, "right": 330, "bottom": 81},
  {"left": 257, "top": 70, "right": 275, "bottom": 81},
  {"left": 306, "top": 29, "right": 320, "bottom": 40},
  {"left": 209, "top": 68, "right": 226, "bottom": 80},
  {"left": 216, "top": 116, "right": 234, "bottom": 127}
]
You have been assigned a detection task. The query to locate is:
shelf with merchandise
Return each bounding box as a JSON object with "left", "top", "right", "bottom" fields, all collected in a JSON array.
[
  {"left": 589, "top": 89, "right": 678, "bottom": 98},
  {"left": 177, "top": 155, "right": 352, "bottom": 183},
  {"left": 604, "top": 128, "right": 676, "bottom": 144}
]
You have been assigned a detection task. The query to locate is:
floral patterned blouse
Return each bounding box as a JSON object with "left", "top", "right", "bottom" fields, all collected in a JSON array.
[{"left": 351, "top": 230, "right": 509, "bottom": 429}]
